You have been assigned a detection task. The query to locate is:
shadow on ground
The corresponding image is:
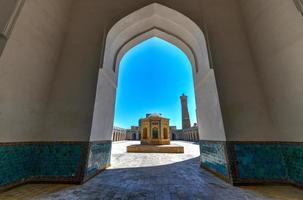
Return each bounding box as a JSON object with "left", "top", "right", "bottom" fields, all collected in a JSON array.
[{"left": 37, "top": 157, "right": 270, "bottom": 200}]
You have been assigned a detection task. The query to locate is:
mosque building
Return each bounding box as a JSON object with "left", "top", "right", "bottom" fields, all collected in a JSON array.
[
  {"left": 139, "top": 113, "right": 170, "bottom": 145},
  {"left": 127, "top": 113, "right": 184, "bottom": 153}
]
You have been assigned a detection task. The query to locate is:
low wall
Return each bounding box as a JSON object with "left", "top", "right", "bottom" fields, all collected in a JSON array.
[
  {"left": 200, "top": 140, "right": 303, "bottom": 187},
  {"left": 0, "top": 141, "right": 112, "bottom": 190},
  {"left": 84, "top": 141, "right": 112, "bottom": 181},
  {"left": 199, "top": 141, "right": 230, "bottom": 181}
]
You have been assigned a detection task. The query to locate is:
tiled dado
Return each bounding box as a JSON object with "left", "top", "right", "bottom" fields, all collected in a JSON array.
[
  {"left": 84, "top": 141, "right": 112, "bottom": 181},
  {"left": 0, "top": 141, "right": 112, "bottom": 191},
  {"left": 199, "top": 141, "right": 230, "bottom": 181},
  {"left": 199, "top": 141, "right": 303, "bottom": 187}
]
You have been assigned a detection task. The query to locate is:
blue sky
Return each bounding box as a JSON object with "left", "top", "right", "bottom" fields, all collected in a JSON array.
[{"left": 114, "top": 37, "right": 196, "bottom": 129}]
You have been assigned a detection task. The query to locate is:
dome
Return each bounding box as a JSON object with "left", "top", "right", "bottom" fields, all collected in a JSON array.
[{"left": 146, "top": 113, "right": 162, "bottom": 118}]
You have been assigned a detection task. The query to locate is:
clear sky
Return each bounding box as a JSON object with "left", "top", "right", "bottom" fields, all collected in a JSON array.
[{"left": 114, "top": 37, "right": 196, "bottom": 129}]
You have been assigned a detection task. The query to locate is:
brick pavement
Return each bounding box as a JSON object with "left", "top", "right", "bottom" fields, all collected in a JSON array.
[{"left": 37, "top": 141, "right": 271, "bottom": 200}]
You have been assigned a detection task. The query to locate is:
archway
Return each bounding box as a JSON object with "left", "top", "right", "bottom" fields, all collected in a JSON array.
[
  {"left": 152, "top": 128, "right": 159, "bottom": 139},
  {"left": 90, "top": 2, "right": 225, "bottom": 162}
]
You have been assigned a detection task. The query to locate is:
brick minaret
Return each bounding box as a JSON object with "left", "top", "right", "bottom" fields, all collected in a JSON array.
[{"left": 180, "top": 94, "right": 191, "bottom": 129}]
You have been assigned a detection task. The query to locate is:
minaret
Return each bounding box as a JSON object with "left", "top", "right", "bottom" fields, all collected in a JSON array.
[{"left": 180, "top": 94, "right": 191, "bottom": 129}]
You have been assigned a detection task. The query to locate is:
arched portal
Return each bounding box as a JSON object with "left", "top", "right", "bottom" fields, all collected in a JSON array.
[
  {"left": 90, "top": 2, "right": 226, "bottom": 153},
  {"left": 152, "top": 128, "right": 159, "bottom": 139},
  {"left": 172, "top": 133, "right": 176, "bottom": 140}
]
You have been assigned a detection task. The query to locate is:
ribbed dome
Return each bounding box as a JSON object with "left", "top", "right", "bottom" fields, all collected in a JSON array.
[{"left": 146, "top": 113, "right": 162, "bottom": 118}]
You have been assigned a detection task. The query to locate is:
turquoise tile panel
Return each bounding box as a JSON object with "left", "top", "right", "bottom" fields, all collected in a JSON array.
[
  {"left": 234, "top": 144, "right": 287, "bottom": 180},
  {"left": 199, "top": 141, "right": 228, "bottom": 177},
  {"left": 282, "top": 144, "right": 303, "bottom": 185},
  {"left": 201, "top": 142, "right": 303, "bottom": 186},
  {"left": 34, "top": 144, "right": 84, "bottom": 177},
  {"left": 0, "top": 145, "right": 34, "bottom": 186},
  {"left": 233, "top": 143, "right": 303, "bottom": 185},
  {"left": 0, "top": 143, "right": 85, "bottom": 187},
  {"left": 85, "top": 142, "right": 112, "bottom": 178}
]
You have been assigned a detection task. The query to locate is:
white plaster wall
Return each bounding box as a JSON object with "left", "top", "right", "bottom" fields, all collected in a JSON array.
[
  {"left": 238, "top": 0, "right": 303, "bottom": 141},
  {"left": 0, "top": 0, "right": 19, "bottom": 32},
  {"left": 44, "top": 0, "right": 276, "bottom": 142},
  {"left": 1, "top": 0, "right": 298, "bottom": 143},
  {"left": 201, "top": 0, "right": 276, "bottom": 141},
  {"left": 89, "top": 68, "right": 116, "bottom": 141},
  {"left": 43, "top": 0, "right": 108, "bottom": 141},
  {"left": 43, "top": 0, "right": 205, "bottom": 142},
  {"left": 196, "top": 70, "right": 226, "bottom": 141},
  {"left": 0, "top": 0, "right": 73, "bottom": 142}
]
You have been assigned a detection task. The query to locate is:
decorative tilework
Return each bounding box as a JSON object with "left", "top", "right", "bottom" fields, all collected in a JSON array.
[
  {"left": 199, "top": 141, "right": 228, "bottom": 178},
  {"left": 233, "top": 144, "right": 287, "bottom": 180},
  {"left": 227, "top": 142, "right": 303, "bottom": 187},
  {"left": 200, "top": 141, "right": 303, "bottom": 187},
  {"left": 0, "top": 144, "right": 34, "bottom": 186},
  {"left": 85, "top": 141, "right": 112, "bottom": 180},
  {"left": 34, "top": 144, "right": 85, "bottom": 177},
  {"left": 282, "top": 144, "right": 303, "bottom": 185},
  {"left": 0, "top": 142, "right": 87, "bottom": 190}
]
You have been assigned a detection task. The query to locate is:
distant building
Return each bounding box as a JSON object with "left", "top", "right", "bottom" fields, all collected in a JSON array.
[
  {"left": 170, "top": 128, "right": 183, "bottom": 140},
  {"left": 170, "top": 125, "right": 199, "bottom": 142},
  {"left": 112, "top": 126, "right": 126, "bottom": 141},
  {"left": 169, "top": 126, "right": 177, "bottom": 140},
  {"left": 181, "top": 124, "right": 199, "bottom": 142},
  {"left": 139, "top": 113, "right": 170, "bottom": 145},
  {"left": 126, "top": 126, "right": 140, "bottom": 140},
  {"left": 125, "top": 94, "right": 199, "bottom": 142}
]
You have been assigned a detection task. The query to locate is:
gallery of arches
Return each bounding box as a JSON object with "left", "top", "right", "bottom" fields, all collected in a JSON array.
[{"left": 1, "top": 0, "right": 303, "bottom": 199}]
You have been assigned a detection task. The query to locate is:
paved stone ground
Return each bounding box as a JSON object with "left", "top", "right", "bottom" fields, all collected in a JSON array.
[{"left": 37, "top": 141, "right": 271, "bottom": 200}]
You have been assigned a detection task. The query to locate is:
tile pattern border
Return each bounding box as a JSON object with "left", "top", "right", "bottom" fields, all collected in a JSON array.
[
  {"left": 0, "top": 140, "right": 112, "bottom": 191},
  {"left": 200, "top": 140, "right": 303, "bottom": 188}
]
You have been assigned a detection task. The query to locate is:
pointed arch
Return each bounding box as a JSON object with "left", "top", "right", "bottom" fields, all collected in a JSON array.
[
  {"left": 115, "top": 28, "right": 197, "bottom": 79},
  {"left": 90, "top": 3, "right": 226, "bottom": 143}
]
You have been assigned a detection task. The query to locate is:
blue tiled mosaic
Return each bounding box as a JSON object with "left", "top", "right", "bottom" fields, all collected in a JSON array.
[
  {"left": 200, "top": 141, "right": 303, "bottom": 186},
  {"left": 233, "top": 143, "right": 303, "bottom": 186},
  {"left": 34, "top": 144, "right": 84, "bottom": 177},
  {"left": 0, "top": 143, "right": 85, "bottom": 187},
  {"left": 0, "top": 144, "right": 34, "bottom": 186},
  {"left": 199, "top": 141, "right": 228, "bottom": 177},
  {"left": 282, "top": 144, "right": 303, "bottom": 185},
  {"left": 85, "top": 142, "right": 111, "bottom": 179},
  {"left": 234, "top": 144, "right": 287, "bottom": 180}
]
